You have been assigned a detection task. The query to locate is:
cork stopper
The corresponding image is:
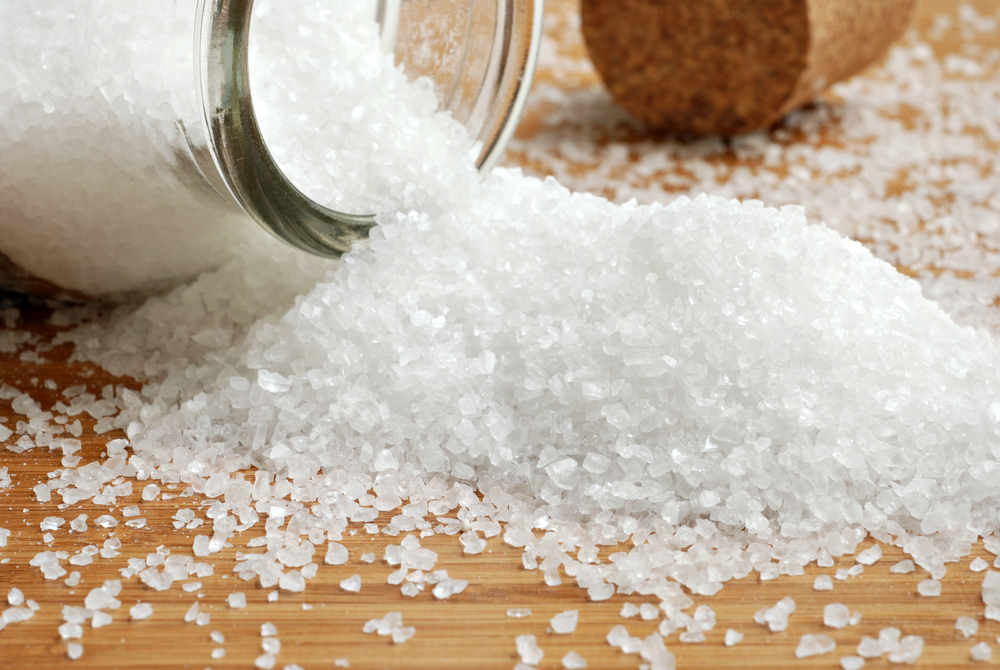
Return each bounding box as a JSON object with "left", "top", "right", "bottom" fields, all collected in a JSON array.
[{"left": 580, "top": 0, "right": 918, "bottom": 136}]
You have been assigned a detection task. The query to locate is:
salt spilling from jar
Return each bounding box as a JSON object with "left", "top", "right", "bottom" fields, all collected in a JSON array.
[{"left": 0, "top": 0, "right": 541, "bottom": 297}]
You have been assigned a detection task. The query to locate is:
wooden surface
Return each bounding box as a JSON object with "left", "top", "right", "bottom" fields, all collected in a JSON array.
[{"left": 3, "top": 1, "right": 1000, "bottom": 668}]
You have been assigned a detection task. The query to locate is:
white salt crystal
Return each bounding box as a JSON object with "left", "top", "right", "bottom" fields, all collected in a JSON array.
[
  {"left": 516, "top": 634, "right": 544, "bottom": 665},
  {"left": 756, "top": 597, "right": 795, "bottom": 632},
  {"left": 255, "top": 653, "right": 276, "bottom": 669},
  {"left": 211, "top": 631, "right": 225, "bottom": 644},
  {"left": 334, "top": 660, "right": 350, "bottom": 668},
  {"left": 724, "top": 629, "right": 743, "bottom": 646},
  {"left": 340, "top": 575, "right": 361, "bottom": 593},
  {"left": 59, "top": 623, "right": 83, "bottom": 640},
  {"left": 917, "top": 579, "right": 942, "bottom": 596},
  {"left": 796, "top": 634, "right": 836, "bottom": 658},
  {"left": 890, "top": 560, "right": 915, "bottom": 574},
  {"left": 856, "top": 637, "right": 882, "bottom": 658},
  {"left": 212, "top": 649, "right": 226, "bottom": 659},
  {"left": 279, "top": 571, "right": 305, "bottom": 592},
  {"left": 972, "top": 642, "right": 992, "bottom": 662},
  {"left": 551, "top": 610, "right": 579, "bottom": 634},
  {"left": 814, "top": 575, "right": 833, "bottom": 591},
  {"left": 888, "top": 635, "right": 923, "bottom": 664},
  {"left": 620, "top": 603, "right": 639, "bottom": 618},
  {"left": 956, "top": 616, "right": 979, "bottom": 637},
  {"left": 129, "top": 603, "right": 153, "bottom": 620},
  {"left": 840, "top": 656, "right": 865, "bottom": 670},
  {"left": 184, "top": 603, "right": 200, "bottom": 623},
  {"left": 972, "top": 558, "right": 990, "bottom": 572},
  {"left": 228, "top": 593, "right": 247, "bottom": 608},
  {"left": 507, "top": 608, "right": 532, "bottom": 618},
  {"left": 392, "top": 626, "right": 416, "bottom": 644},
  {"left": 824, "top": 604, "right": 850, "bottom": 629},
  {"left": 141, "top": 485, "right": 160, "bottom": 501},
  {"left": 91, "top": 611, "right": 112, "bottom": 628},
  {"left": 325, "top": 542, "right": 349, "bottom": 565},
  {"left": 267, "top": 591, "right": 279, "bottom": 603},
  {"left": 67, "top": 643, "right": 83, "bottom": 660},
  {"left": 360, "top": 553, "right": 375, "bottom": 564},
  {"left": 262, "top": 638, "right": 281, "bottom": 654},
  {"left": 261, "top": 623, "right": 278, "bottom": 637},
  {"left": 849, "top": 612, "right": 862, "bottom": 626},
  {"left": 7, "top": 588, "right": 23, "bottom": 606},
  {"left": 638, "top": 603, "right": 659, "bottom": 621},
  {"left": 562, "top": 651, "right": 587, "bottom": 669},
  {"left": 856, "top": 545, "right": 882, "bottom": 565}
]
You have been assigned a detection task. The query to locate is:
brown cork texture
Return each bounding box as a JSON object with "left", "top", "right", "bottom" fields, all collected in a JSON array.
[{"left": 580, "top": 0, "right": 918, "bottom": 137}]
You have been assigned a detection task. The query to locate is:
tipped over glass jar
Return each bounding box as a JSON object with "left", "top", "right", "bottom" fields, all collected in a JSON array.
[{"left": 0, "top": 0, "right": 542, "bottom": 297}]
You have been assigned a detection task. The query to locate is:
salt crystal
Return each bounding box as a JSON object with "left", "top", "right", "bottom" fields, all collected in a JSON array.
[
  {"left": 857, "top": 637, "right": 882, "bottom": 658},
  {"left": 856, "top": 545, "right": 882, "bottom": 565},
  {"left": 228, "top": 593, "right": 247, "bottom": 608},
  {"left": 796, "top": 634, "right": 836, "bottom": 658},
  {"left": 917, "top": 579, "right": 942, "bottom": 596},
  {"left": 507, "top": 608, "right": 532, "bottom": 618},
  {"left": 814, "top": 575, "right": 833, "bottom": 591},
  {"left": 956, "top": 616, "right": 979, "bottom": 637},
  {"left": 325, "top": 542, "right": 349, "bottom": 565},
  {"left": 262, "top": 637, "right": 281, "bottom": 654},
  {"left": 824, "top": 604, "right": 850, "bottom": 629},
  {"left": 840, "top": 656, "right": 865, "bottom": 670},
  {"left": 551, "top": 610, "right": 579, "bottom": 634},
  {"left": 562, "top": 650, "right": 587, "bottom": 669},
  {"left": 890, "top": 560, "right": 915, "bottom": 574},
  {"left": 972, "top": 642, "right": 992, "bottom": 662},
  {"left": 392, "top": 626, "right": 416, "bottom": 644},
  {"left": 513, "top": 633, "right": 546, "bottom": 667},
  {"left": 129, "top": 603, "right": 153, "bottom": 620},
  {"left": 724, "top": 629, "right": 743, "bottom": 646},
  {"left": 972, "top": 558, "right": 990, "bottom": 572},
  {"left": 340, "top": 575, "right": 361, "bottom": 593},
  {"left": 261, "top": 623, "right": 278, "bottom": 637},
  {"left": 638, "top": 603, "right": 659, "bottom": 621},
  {"left": 212, "top": 649, "right": 226, "bottom": 659},
  {"left": 888, "top": 635, "right": 923, "bottom": 664},
  {"left": 91, "top": 611, "right": 112, "bottom": 628},
  {"left": 255, "top": 653, "right": 276, "bottom": 669},
  {"left": 7, "top": 588, "right": 23, "bottom": 606},
  {"left": 67, "top": 643, "right": 83, "bottom": 660},
  {"left": 211, "top": 631, "right": 225, "bottom": 644}
]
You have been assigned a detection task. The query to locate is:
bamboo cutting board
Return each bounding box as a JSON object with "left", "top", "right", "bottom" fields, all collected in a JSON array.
[{"left": 3, "top": 0, "right": 1000, "bottom": 668}]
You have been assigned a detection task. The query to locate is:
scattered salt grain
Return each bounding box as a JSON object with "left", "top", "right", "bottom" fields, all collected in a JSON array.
[
  {"left": 228, "top": 593, "right": 247, "bottom": 609},
  {"left": 67, "top": 643, "right": 83, "bottom": 660},
  {"left": 551, "top": 610, "right": 579, "bottom": 634},
  {"left": 857, "top": 636, "right": 882, "bottom": 658},
  {"left": 957, "top": 617, "right": 979, "bottom": 637},
  {"left": 7, "top": 588, "right": 23, "bottom": 607},
  {"left": 507, "top": 608, "right": 532, "bottom": 618},
  {"left": 824, "top": 604, "right": 850, "bottom": 629},
  {"left": 324, "top": 542, "right": 349, "bottom": 566},
  {"left": 972, "top": 642, "right": 992, "bottom": 662},
  {"left": 888, "top": 634, "right": 924, "bottom": 664},
  {"left": 796, "top": 634, "right": 836, "bottom": 658},
  {"left": 339, "top": 575, "right": 361, "bottom": 593},
  {"left": 334, "top": 660, "right": 350, "bottom": 668},
  {"left": 754, "top": 597, "right": 795, "bottom": 632},
  {"left": 856, "top": 545, "right": 882, "bottom": 565},
  {"left": 814, "top": 575, "right": 833, "bottom": 591},
  {"left": 840, "top": 656, "right": 865, "bottom": 670},
  {"left": 891, "top": 560, "right": 915, "bottom": 574},
  {"left": 129, "top": 603, "right": 153, "bottom": 620},
  {"left": 971, "top": 558, "right": 990, "bottom": 572},
  {"left": 918, "top": 580, "right": 942, "bottom": 597},
  {"left": 255, "top": 653, "right": 276, "bottom": 669},
  {"left": 261, "top": 623, "right": 277, "bottom": 637},
  {"left": 212, "top": 649, "right": 226, "bottom": 659},
  {"left": 724, "top": 629, "right": 743, "bottom": 646},
  {"left": 211, "top": 631, "right": 225, "bottom": 644},
  {"left": 562, "top": 650, "right": 587, "bottom": 669},
  {"left": 91, "top": 611, "right": 112, "bottom": 628},
  {"left": 516, "top": 634, "right": 545, "bottom": 665}
]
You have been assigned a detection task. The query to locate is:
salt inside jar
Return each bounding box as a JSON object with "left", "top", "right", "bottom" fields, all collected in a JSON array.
[{"left": 0, "top": 0, "right": 541, "bottom": 297}]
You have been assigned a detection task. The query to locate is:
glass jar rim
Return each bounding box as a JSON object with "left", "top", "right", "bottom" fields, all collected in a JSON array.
[{"left": 198, "top": 0, "right": 543, "bottom": 258}]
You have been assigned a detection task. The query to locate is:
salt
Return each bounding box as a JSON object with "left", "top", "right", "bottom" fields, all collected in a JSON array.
[
  {"left": 918, "top": 579, "right": 942, "bottom": 597},
  {"left": 972, "top": 642, "right": 993, "bottom": 662},
  {"left": 724, "top": 629, "right": 743, "bottom": 646},
  {"left": 824, "top": 603, "right": 850, "bottom": 629},
  {"left": 551, "top": 610, "right": 579, "bottom": 634},
  {"left": 796, "top": 634, "right": 836, "bottom": 658},
  {"left": 813, "top": 575, "right": 833, "bottom": 591},
  {"left": 516, "top": 634, "right": 544, "bottom": 665},
  {"left": 840, "top": 656, "right": 865, "bottom": 670},
  {"left": 562, "top": 650, "right": 587, "bottom": 669},
  {"left": 956, "top": 616, "right": 979, "bottom": 637}
]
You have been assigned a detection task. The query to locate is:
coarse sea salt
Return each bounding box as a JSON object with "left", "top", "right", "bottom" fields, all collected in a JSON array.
[{"left": 7, "top": 1, "right": 1000, "bottom": 668}]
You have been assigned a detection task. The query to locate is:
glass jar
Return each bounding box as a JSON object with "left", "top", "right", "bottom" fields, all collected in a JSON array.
[{"left": 0, "top": 0, "right": 542, "bottom": 297}]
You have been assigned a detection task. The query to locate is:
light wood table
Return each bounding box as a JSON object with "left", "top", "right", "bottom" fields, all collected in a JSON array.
[{"left": 2, "top": 1, "right": 999, "bottom": 668}]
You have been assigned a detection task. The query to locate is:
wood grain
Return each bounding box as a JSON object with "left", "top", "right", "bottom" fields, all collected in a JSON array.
[{"left": 3, "top": 1, "right": 1000, "bottom": 668}]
